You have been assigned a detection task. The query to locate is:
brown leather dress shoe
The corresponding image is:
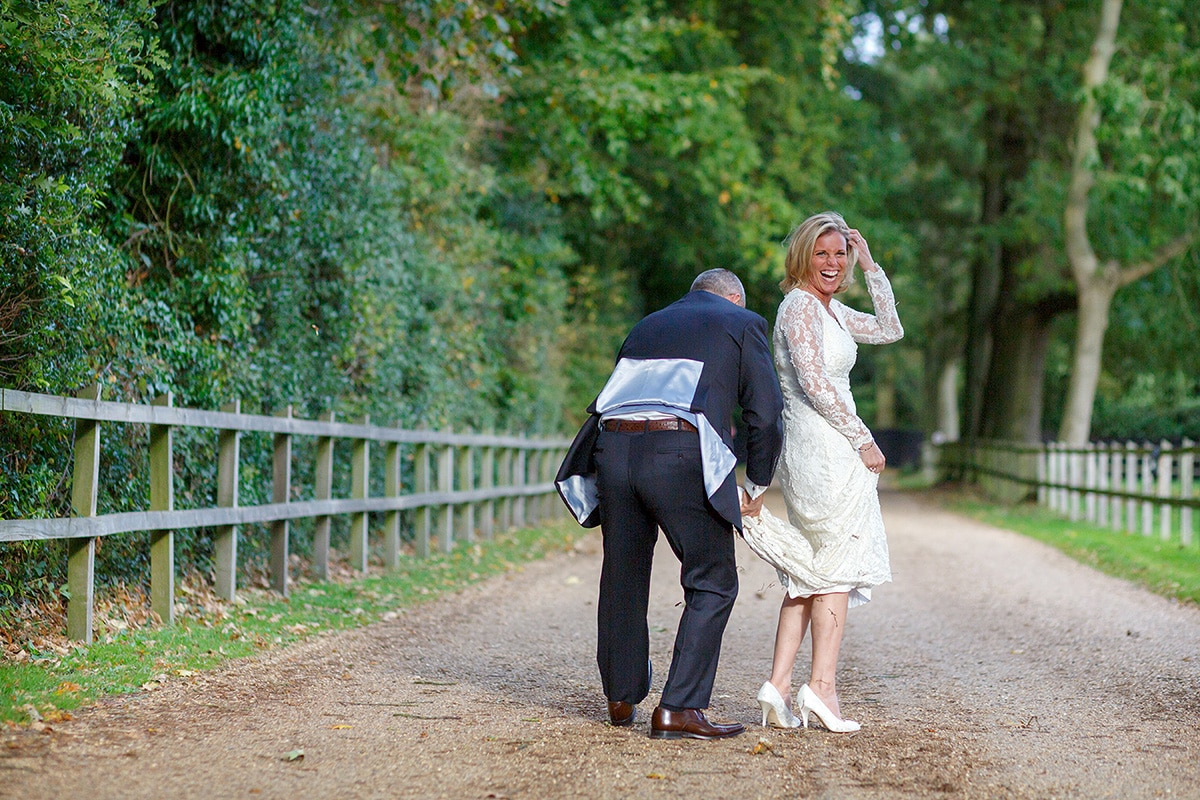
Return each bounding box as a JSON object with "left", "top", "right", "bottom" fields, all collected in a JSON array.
[
  {"left": 649, "top": 706, "right": 745, "bottom": 740},
  {"left": 607, "top": 701, "right": 636, "bottom": 727}
]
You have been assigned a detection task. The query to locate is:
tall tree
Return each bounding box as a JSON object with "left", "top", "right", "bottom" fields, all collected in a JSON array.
[
  {"left": 1059, "top": 0, "right": 1200, "bottom": 443},
  {"left": 866, "top": 0, "right": 1198, "bottom": 444},
  {"left": 861, "top": 0, "right": 1093, "bottom": 441}
]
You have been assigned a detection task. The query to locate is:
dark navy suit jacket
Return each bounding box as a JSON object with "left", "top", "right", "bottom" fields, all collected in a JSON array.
[{"left": 556, "top": 290, "right": 784, "bottom": 530}]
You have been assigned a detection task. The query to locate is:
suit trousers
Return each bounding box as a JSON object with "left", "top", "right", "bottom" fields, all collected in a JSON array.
[{"left": 593, "top": 428, "right": 739, "bottom": 711}]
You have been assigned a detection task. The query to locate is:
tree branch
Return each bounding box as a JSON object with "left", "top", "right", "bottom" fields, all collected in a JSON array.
[{"left": 1118, "top": 230, "right": 1199, "bottom": 288}]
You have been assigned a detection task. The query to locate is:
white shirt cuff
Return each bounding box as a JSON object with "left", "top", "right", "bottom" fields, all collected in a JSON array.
[{"left": 743, "top": 480, "right": 769, "bottom": 500}]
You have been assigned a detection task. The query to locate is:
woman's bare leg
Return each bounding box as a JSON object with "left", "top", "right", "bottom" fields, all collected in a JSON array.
[
  {"left": 768, "top": 594, "right": 811, "bottom": 709},
  {"left": 808, "top": 591, "right": 850, "bottom": 716}
]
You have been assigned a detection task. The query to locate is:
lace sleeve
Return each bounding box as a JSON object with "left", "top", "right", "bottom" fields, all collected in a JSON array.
[
  {"left": 837, "top": 267, "right": 904, "bottom": 345},
  {"left": 780, "top": 293, "right": 874, "bottom": 448}
]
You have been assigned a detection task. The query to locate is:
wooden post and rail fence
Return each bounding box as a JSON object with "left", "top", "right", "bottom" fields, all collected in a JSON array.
[
  {"left": 937, "top": 438, "right": 1198, "bottom": 546},
  {"left": 0, "top": 386, "right": 571, "bottom": 643}
]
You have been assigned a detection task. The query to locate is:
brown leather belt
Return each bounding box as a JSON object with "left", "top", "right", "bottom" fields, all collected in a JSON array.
[{"left": 602, "top": 418, "right": 698, "bottom": 433}]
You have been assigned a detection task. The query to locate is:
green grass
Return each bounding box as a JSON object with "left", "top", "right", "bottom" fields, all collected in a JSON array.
[
  {"left": 935, "top": 487, "right": 1200, "bottom": 606},
  {"left": 1, "top": 521, "right": 586, "bottom": 725}
]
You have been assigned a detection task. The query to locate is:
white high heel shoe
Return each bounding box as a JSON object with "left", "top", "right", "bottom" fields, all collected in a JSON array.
[
  {"left": 798, "top": 684, "right": 860, "bottom": 733},
  {"left": 756, "top": 681, "right": 801, "bottom": 728}
]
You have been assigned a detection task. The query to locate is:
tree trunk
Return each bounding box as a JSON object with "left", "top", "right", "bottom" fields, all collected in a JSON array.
[
  {"left": 980, "top": 307, "right": 1055, "bottom": 443},
  {"left": 937, "top": 358, "right": 960, "bottom": 442},
  {"left": 875, "top": 357, "right": 897, "bottom": 429},
  {"left": 1058, "top": 278, "right": 1117, "bottom": 444},
  {"left": 1060, "top": 0, "right": 1123, "bottom": 445},
  {"left": 962, "top": 151, "right": 1004, "bottom": 442}
]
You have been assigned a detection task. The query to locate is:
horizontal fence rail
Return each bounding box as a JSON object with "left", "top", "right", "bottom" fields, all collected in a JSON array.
[
  {"left": 1, "top": 386, "right": 571, "bottom": 642},
  {"left": 937, "top": 438, "right": 1198, "bottom": 547}
]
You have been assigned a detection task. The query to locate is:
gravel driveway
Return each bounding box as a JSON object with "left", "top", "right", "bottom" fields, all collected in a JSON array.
[{"left": 3, "top": 488, "right": 1199, "bottom": 799}]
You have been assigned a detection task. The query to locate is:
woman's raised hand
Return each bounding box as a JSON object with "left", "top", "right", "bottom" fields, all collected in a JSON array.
[{"left": 847, "top": 228, "right": 878, "bottom": 272}]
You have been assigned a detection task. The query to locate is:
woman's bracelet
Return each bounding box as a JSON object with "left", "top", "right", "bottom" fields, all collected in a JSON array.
[{"left": 859, "top": 441, "right": 874, "bottom": 452}]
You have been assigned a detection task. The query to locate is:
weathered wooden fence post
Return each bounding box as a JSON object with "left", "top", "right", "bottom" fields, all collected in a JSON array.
[
  {"left": 149, "top": 393, "right": 175, "bottom": 625},
  {"left": 1096, "top": 443, "right": 1110, "bottom": 528},
  {"left": 1036, "top": 445, "right": 1048, "bottom": 508},
  {"left": 527, "top": 447, "right": 541, "bottom": 525},
  {"left": 480, "top": 432, "right": 495, "bottom": 541},
  {"left": 1047, "top": 443, "right": 1063, "bottom": 515},
  {"left": 313, "top": 411, "right": 335, "bottom": 580},
  {"left": 1158, "top": 440, "right": 1173, "bottom": 542},
  {"left": 384, "top": 440, "right": 401, "bottom": 569},
  {"left": 538, "top": 447, "right": 552, "bottom": 522},
  {"left": 1140, "top": 444, "right": 1154, "bottom": 536},
  {"left": 1109, "top": 442, "right": 1123, "bottom": 532},
  {"left": 1058, "top": 444, "right": 1071, "bottom": 515},
  {"left": 1068, "top": 446, "right": 1083, "bottom": 522},
  {"left": 514, "top": 447, "right": 527, "bottom": 529},
  {"left": 437, "top": 442, "right": 454, "bottom": 553},
  {"left": 213, "top": 399, "right": 241, "bottom": 601},
  {"left": 414, "top": 441, "right": 431, "bottom": 558},
  {"left": 271, "top": 406, "right": 292, "bottom": 595},
  {"left": 498, "top": 443, "right": 513, "bottom": 533},
  {"left": 1043, "top": 444, "right": 1054, "bottom": 513},
  {"left": 1182, "top": 439, "right": 1195, "bottom": 547},
  {"left": 350, "top": 415, "right": 370, "bottom": 572},
  {"left": 67, "top": 384, "right": 102, "bottom": 643},
  {"left": 1084, "top": 445, "right": 1098, "bottom": 524},
  {"left": 1125, "top": 442, "right": 1138, "bottom": 532},
  {"left": 457, "top": 439, "right": 475, "bottom": 543}
]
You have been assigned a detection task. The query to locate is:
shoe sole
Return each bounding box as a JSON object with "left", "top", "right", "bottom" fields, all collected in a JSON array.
[{"left": 649, "top": 728, "right": 744, "bottom": 740}]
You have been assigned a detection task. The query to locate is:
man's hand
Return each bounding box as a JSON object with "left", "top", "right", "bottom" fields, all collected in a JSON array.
[{"left": 740, "top": 491, "right": 765, "bottom": 519}]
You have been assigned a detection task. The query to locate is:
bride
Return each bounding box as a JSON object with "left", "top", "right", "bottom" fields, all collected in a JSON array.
[{"left": 741, "top": 211, "right": 903, "bottom": 733}]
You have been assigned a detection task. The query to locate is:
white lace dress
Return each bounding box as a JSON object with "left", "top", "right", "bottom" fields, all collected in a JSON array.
[{"left": 742, "top": 269, "right": 903, "bottom": 608}]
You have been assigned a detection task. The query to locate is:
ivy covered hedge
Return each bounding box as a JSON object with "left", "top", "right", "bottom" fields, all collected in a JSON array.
[{"left": 0, "top": 0, "right": 581, "bottom": 601}]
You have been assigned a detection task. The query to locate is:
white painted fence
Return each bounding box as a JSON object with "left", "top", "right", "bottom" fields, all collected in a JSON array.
[{"left": 937, "top": 438, "right": 1197, "bottom": 545}]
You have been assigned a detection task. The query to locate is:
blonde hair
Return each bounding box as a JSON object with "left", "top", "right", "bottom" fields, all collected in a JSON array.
[{"left": 780, "top": 211, "right": 859, "bottom": 294}]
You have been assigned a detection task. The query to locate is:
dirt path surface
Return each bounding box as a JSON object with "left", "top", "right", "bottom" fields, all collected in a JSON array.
[{"left": 3, "top": 488, "right": 1199, "bottom": 799}]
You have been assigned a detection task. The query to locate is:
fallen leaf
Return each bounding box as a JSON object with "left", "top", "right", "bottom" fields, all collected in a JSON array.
[
  {"left": 751, "top": 737, "right": 774, "bottom": 755},
  {"left": 283, "top": 749, "right": 304, "bottom": 762},
  {"left": 331, "top": 724, "right": 352, "bottom": 730},
  {"left": 55, "top": 682, "right": 83, "bottom": 695}
]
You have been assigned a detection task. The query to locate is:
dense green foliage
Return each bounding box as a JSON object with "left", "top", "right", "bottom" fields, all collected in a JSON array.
[
  {"left": 863, "top": 0, "right": 1200, "bottom": 443},
  {"left": 1, "top": 0, "right": 577, "bottom": 599}
]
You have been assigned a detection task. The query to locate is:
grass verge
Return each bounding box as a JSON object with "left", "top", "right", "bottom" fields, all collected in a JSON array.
[
  {"left": 932, "top": 484, "right": 1200, "bottom": 606},
  {"left": 1, "top": 520, "right": 587, "bottom": 727}
]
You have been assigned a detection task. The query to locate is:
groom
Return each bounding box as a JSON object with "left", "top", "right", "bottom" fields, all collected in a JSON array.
[{"left": 556, "top": 268, "right": 784, "bottom": 739}]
